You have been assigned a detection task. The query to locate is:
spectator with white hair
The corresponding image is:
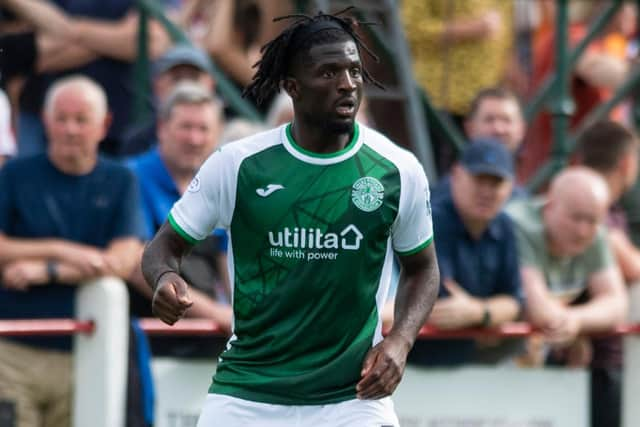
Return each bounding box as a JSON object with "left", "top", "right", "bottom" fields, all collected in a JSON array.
[{"left": 0, "top": 75, "right": 146, "bottom": 427}]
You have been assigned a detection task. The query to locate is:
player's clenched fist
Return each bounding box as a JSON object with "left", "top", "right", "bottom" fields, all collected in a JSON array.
[
  {"left": 152, "top": 271, "right": 194, "bottom": 325},
  {"left": 356, "top": 334, "right": 411, "bottom": 400}
]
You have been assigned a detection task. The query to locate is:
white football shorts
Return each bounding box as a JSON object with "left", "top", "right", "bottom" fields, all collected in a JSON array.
[{"left": 196, "top": 393, "right": 399, "bottom": 427}]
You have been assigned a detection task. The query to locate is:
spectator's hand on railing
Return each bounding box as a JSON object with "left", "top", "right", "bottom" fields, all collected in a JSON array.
[
  {"left": 1, "top": 260, "right": 48, "bottom": 290},
  {"left": 152, "top": 271, "right": 194, "bottom": 325},
  {"left": 427, "top": 280, "right": 483, "bottom": 330},
  {"left": 55, "top": 242, "right": 112, "bottom": 277},
  {"left": 541, "top": 309, "right": 581, "bottom": 345}
]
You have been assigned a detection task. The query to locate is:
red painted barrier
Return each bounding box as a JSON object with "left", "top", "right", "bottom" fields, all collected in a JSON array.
[
  {"left": 0, "top": 319, "right": 95, "bottom": 336},
  {"left": 1, "top": 318, "right": 640, "bottom": 339}
]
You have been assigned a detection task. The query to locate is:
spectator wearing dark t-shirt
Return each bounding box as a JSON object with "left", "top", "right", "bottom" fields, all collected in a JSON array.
[{"left": 0, "top": 75, "right": 145, "bottom": 427}]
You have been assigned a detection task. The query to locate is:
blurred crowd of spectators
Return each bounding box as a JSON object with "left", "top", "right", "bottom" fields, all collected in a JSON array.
[{"left": 1, "top": 1, "right": 639, "bottom": 427}]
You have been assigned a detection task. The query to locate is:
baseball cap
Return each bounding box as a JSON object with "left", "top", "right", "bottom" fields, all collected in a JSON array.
[
  {"left": 153, "top": 44, "right": 214, "bottom": 77},
  {"left": 460, "top": 138, "right": 514, "bottom": 179}
]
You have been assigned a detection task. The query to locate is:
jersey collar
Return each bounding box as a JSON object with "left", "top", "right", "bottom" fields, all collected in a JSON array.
[{"left": 282, "top": 122, "right": 363, "bottom": 165}]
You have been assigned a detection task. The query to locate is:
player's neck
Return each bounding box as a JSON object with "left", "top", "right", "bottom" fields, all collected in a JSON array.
[{"left": 290, "top": 121, "right": 353, "bottom": 155}]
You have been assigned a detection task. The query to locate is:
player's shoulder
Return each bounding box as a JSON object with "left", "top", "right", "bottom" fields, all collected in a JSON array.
[
  {"left": 216, "top": 125, "right": 284, "bottom": 161},
  {"left": 360, "top": 124, "right": 423, "bottom": 172}
]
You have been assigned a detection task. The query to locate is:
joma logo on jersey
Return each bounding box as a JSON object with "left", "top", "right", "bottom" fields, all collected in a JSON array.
[{"left": 268, "top": 224, "right": 363, "bottom": 250}]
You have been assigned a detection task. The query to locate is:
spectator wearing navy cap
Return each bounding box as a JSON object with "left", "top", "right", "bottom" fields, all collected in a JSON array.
[
  {"left": 120, "top": 43, "right": 217, "bottom": 156},
  {"left": 399, "top": 140, "right": 523, "bottom": 366},
  {"left": 383, "top": 140, "right": 522, "bottom": 366}
]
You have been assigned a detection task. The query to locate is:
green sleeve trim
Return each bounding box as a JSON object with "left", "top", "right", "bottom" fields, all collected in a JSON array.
[
  {"left": 167, "top": 213, "right": 200, "bottom": 245},
  {"left": 396, "top": 235, "right": 433, "bottom": 256}
]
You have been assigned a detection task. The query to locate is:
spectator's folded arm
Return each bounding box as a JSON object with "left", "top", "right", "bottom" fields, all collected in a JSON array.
[{"left": 571, "top": 265, "right": 628, "bottom": 332}]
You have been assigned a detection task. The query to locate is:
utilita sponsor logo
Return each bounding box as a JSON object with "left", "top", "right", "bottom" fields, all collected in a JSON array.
[{"left": 268, "top": 225, "right": 363, "bottom": 250}]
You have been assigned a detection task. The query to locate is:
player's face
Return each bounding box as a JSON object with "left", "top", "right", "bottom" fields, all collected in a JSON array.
[
  {"left": 451, "top": 165, "right": 513, "bottom": 223},
  {"left": 44, "top": 88, "right": 107, "bottom": 163},
  {"left": 291, "top": 39, "right": 363, "bottom": 134},
  {"left": 465, "top": 98, "right": 525, "bottom": 153},
  {"left": 158, "top": 102, "right": 221, "bottom": 175}
]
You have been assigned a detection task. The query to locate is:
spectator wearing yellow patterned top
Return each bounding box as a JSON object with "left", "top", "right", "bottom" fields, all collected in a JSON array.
[{"left": 401, "top": 0, "right": 514, "bottom": 173}]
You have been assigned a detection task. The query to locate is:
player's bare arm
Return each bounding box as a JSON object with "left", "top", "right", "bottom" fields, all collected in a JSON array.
[
  {"left": 141, "top": 221, "right": 195, "bottom": 325},
  {"left": 357, "top": 243, "right": 440, "bottom": 399}
]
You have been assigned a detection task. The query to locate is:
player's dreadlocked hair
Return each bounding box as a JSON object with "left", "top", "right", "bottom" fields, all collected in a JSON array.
[{"left": 243, "top": 7, "right": 383, "bottom": 106}]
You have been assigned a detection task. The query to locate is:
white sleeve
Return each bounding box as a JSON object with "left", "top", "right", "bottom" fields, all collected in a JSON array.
[
  {"left": 168, "top": 148, "right": 237, "bottom": 243},
  {"left": 0, "top": 91, "right": 16, "bottom": 157},
  {"left": 391, "top": 156, "right": 434, "bottom": 255}
]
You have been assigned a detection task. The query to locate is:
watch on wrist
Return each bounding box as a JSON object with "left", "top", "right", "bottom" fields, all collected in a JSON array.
[
  {"left": 46, "top": 260, "right": 59, "bottom": 284},
  {"left": 481, "top": 305, "right": 492, "bottom": 328}
]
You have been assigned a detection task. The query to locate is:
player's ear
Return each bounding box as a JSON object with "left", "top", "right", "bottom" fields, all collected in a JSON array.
[{"left": 282, "top": 77, "right": 300, "bottom": 101}]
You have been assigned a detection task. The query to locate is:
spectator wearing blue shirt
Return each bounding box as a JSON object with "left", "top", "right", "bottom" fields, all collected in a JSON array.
[
  {"left": 407, "top": 140, "right": 523, "bottom": 366},
  {"left": 127, "top": 82, "right": 232, "bottom": 353},
  {"left": 0, "top": 76, "right": 146, "bottom": 427}
]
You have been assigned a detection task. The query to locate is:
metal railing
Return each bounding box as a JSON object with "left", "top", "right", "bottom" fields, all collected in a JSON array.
[{"left": 133, "top": 0, "right": 263, "bottom": 123}]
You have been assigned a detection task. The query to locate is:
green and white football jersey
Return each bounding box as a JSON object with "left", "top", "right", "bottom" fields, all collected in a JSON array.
[{"left": 169, "top": 122, "right": 433, "bottom": 405}]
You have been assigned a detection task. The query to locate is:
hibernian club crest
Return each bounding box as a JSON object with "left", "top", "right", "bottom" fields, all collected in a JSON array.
[{"left": 352, "top": 177, "right": 384, "bottom": 212}]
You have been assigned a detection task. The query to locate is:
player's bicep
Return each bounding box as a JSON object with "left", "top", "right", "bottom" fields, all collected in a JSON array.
[{"left": 392, "top": 159, "right": 433, "bottom": 255}]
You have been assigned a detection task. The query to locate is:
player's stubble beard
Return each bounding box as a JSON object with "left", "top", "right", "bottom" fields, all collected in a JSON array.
[{"left": 303, "top": 110, "right": 357, "bottom": 137}]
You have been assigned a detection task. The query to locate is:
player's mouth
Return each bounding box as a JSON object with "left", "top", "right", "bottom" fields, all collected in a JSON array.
[{"left": 335, "top": 98, "right": 356, "bottom": 117}]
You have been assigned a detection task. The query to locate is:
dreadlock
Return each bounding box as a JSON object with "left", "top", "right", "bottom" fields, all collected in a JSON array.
[{"left": 243, "top": 7, "right": 383, "bottom": 106}]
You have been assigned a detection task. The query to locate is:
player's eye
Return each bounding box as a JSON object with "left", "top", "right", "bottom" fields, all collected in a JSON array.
[
  {"left": 350, "top": 68, "right": 362, "bottom": 78},
  {"left": 323, "top": 70, "right": 336, "bottom": 78}
]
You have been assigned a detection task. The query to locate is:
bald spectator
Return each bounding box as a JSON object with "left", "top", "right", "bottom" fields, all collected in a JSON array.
[
  {"left": 0, "top": 75, "right": 145, "bottom": 427},
  {"left": 575, "top": 120, "right": 639, "bottom": 427},
  {"left": 121, "top": 44, "right": 217, "bottom": 156},
  {"left": 405, "top": 140, "right": 522, "bottom": 366},
  {"left": 127, "top": 82, "right": 232, "bottom": 356},
  {"left": 507, "top": 167, "right": 627, "bottom": 367}
]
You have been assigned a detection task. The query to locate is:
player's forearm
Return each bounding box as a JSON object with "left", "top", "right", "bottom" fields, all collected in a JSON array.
[
  {"left": 389, "top": 245, "right": 440, "bottom": 347},
  {"left": 141, "top": 222, "right": 192, "bottom": 292}
]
